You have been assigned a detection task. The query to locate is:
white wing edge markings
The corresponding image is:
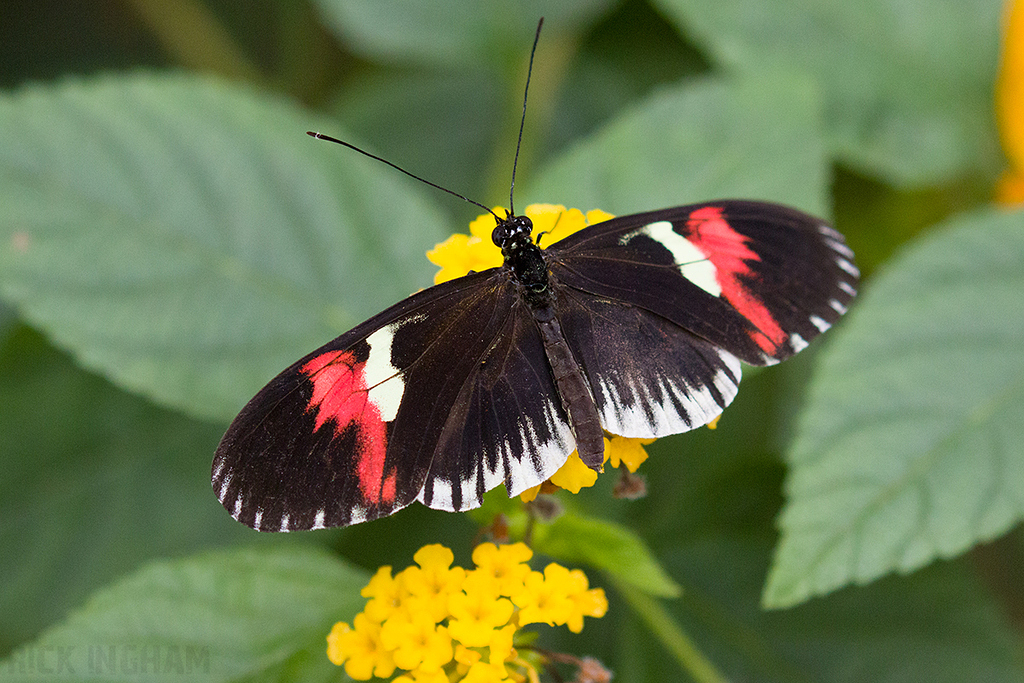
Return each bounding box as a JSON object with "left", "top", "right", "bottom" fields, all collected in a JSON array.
[
  {"left": 596, "top": 351, "right": 741, "bottom": 438},
  {"left": 620, "top": 221, "right": 722, "bottom": 297},
  {"left": 418, "top": 397, "right": 575, "bottom": 512}
]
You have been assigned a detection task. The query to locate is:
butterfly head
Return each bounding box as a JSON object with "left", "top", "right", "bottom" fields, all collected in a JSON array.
[{"left": 492, "top": 213, "right": 535, "bottom": 254}]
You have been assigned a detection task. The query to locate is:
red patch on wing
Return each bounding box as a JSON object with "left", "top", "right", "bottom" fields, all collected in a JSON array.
[
  {"left": 684, "top": 206, "right": 787, "bottom": 353},
  {"left": 301, "top": 350, "right": 394, "bottom": 505}
]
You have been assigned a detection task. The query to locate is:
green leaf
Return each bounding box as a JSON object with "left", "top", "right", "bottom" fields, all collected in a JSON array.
[
  {"left": 0, "top": 546, "right": 366, "bottom": 683},
  {"left": 311, "top": 0, "right": 615, "bottom": 68},
  {"left": 331, "top": 67, "right": 505, "bottom": 209},
  {"left": 534, "top": 511, "right": 682, "bottom": 598},
  {"left": 0, "top": 73, "right": 449, "bottom": 422},
  {"left": 633, "top": 537, "right": 1024, "bottom": 683},
  {"left": 0, "top": 327, "right": 250, "bottom": 648},
  {"left": 652, "top": 0, "right": 1003, "bottom": 185},
  {"left": 526, "top": 74, "right": 829, "bottom": 217},
  {"left": 765, "top": 208, "right": 1024, "bottom": 608}
]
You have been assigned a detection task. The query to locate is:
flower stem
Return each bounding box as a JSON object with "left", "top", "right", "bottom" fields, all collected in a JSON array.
[{"left": 614, "top": 577, "right": 729, "bottom": 683}]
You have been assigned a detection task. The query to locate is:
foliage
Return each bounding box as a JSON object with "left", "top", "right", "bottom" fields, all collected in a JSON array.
[{"left": 1, "top": 0, "right": 1021, "bottom": 681}]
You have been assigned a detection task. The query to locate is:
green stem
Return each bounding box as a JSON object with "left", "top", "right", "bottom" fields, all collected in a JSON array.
[{"left": 614, "top": 578, "right": 729, "bottom": 683}]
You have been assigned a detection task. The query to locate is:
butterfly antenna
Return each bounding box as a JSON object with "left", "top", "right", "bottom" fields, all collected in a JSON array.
[
  {"left": 508, "top": 17, "right": 544, "bottom": 218},
  {"left": 306, "top": 131, "right": 501, "bottom": 222}
]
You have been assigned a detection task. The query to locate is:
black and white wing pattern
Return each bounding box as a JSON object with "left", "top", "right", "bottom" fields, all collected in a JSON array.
[
  {"left": 212, "top": 269, "right": 575, "bottom": 531},
  {"left": 542, "top": 200, "right": 858, "bottom": 439},
  {"left": 213, "top": 199, "right": 857, "bottom": 531}
]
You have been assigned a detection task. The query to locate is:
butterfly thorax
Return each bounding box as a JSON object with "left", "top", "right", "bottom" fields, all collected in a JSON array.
[
  {"left": 491, "top": 213, "right": 606, "bottom": 470},
  {"left": 494, "top": 214, "right": 550, "bottom": 308}
]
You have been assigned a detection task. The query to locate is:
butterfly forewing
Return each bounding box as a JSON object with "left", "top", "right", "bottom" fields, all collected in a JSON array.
[
  {"left": 546, "top": 200, "right": 859, "bottom": 365},
  {"left": 213, "top": 270, "right": 518, "bottom": 530}
]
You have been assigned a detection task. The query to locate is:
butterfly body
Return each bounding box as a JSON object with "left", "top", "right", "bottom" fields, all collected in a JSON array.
[{"left": 213, "top": 200, "right": 857, "bottom": 532}]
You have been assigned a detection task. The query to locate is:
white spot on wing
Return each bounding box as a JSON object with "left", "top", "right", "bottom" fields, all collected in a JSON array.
[
  {"left": 349, "top": 507, "right": 369, "bottom": 526},
  {"left": 312, "top": 509, "right": 326, "bottom": 529},
  {"left": 789, "top": 333, "right": 809, "bottom": 352},
  {"left": 621, "top": 220, "right": 721, "bottom": 297},
  {"left": 253, "top": 510, "right": 263, "bottom": 530},
  {"left": 427, "top": 478, "right": 454, "bottom": 511},
  {"left": 828, "top": 299, "right": 847, "bottom": 314},
  {"left": 809, "top": 315, "right": 831, "bottom": 333},
  {"left": 838, "top": 281, "right": 856, "bottom": 296},
  {"left": 364, "top": 324, "right": 405, "bottom": 421},
  {"left": 212, "top": 459, "right": 225, "bottom": 480},
  {"left": 279, "top": 514, "right": 290, "bottom": 532},
  {"left": 218, "top": 473, "right": 232, "bottom": 501},
  {"left": 836, "top": 257, "right": 859, "bottom": 278},
  {"left": 233, "top": 494, "right": 243, "bottom": 517},
  {"left": 818, "top": 224, "right": 843, "bottom": 239},
  {"left": 826, "top": 238, "right": 854, "bottom": 259}
]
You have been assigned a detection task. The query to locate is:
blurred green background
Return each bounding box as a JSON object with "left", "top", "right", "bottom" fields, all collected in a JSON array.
[{"left": 2, "top": 1, "right": 1023, "bottom": 681}]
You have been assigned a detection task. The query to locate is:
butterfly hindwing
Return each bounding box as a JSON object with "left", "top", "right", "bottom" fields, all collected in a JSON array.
[
  {"left": 547, "top": 200, "right": 859, "bottom": 366},
  {"left": 552, "top": 286, "right": 743, "bottom": 439},
  {"left": 419, "top": 296, "right": 576, "bottom": 510}
]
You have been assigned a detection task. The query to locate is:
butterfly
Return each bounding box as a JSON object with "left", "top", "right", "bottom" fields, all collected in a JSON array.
[{"left": 212, "top": 199, "right": 858, "bottom": 531}]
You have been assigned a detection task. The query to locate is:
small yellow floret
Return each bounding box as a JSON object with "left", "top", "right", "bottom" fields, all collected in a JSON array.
[
  {"left": 548, "top": 448, "right": 602, "bottom": 493},
  {"left": 605, "top": 436, "right": 655, "bottom": 473},
  {"left": 327, "top": 612, "right": 396, "bottom": 680}
]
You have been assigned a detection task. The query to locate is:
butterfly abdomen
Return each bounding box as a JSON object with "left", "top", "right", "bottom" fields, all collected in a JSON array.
[{"left": 532, "top": 303, "right": 605, "bottom": 470}]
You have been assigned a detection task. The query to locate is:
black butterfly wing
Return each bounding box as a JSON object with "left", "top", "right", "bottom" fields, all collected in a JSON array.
[
  {"left": 418, "top": 295, "right": 576, "bottom": 510},
  {"left": 551, "top": 286, "right": 743, "bottom": 439},
  {"left": 546, "top": 200, "right": 859, "bottom": 366},
  {"left": 212, "top": 268, "right": 574, "bottom": 531}
]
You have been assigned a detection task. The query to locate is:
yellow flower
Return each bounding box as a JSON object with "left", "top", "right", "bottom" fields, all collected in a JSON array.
[
  {"left": 461, "top": 660, "right": 511, "bottom": 683},
  {"left": 487, "top": 624, "right": 517, "bottom": 665},
  {"left": 467, "top": 542, "right": 534, "bottom": 597},
  {"left": 426, "top": 204, "right": 614, "bottom": 284},
  {"left": 520, "top": 436, "right": 657, "bottom": 501},
  {"left": 393, "top": 667, "right": 451, "bottom": 683},
  {"left": 380, "top": 613, "right": 453, "bottom": 672},
  {"left": 510, "top": 563, "right": 607, "bottom": 634},
  {"left": 548, "top": 447, "right": 602, "bottom": 493},
  {"left": 511, "top": 565, "right": 575, "bottom": 627},
  {"left": 447, "top": 592, "right": 515, "bottom": 647},
  {"left": 326, "top": 613, "right": 397, "bottom": 680},
  {"left": 996, "top": 0, "right": 1024, "bottom": 204},
  {"left": 361, "top": 566, "right": 409, "bottom": 623},
  {"left": 402, "top": 544, "right": 467, "bottom": 623},
  {"left": 327, "top": 542, "right": 606, "bottom": 681},
  {"left": 605, "top": 436, "right": 654, "bottom": 473},
  {"left": 564, "top": 573, "right": 609, "bottom": 635}
]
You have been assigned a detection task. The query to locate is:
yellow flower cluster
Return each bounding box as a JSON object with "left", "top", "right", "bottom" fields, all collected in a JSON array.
[{"left": 327, "top": 543, "right": 607, "bottom": 682}]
